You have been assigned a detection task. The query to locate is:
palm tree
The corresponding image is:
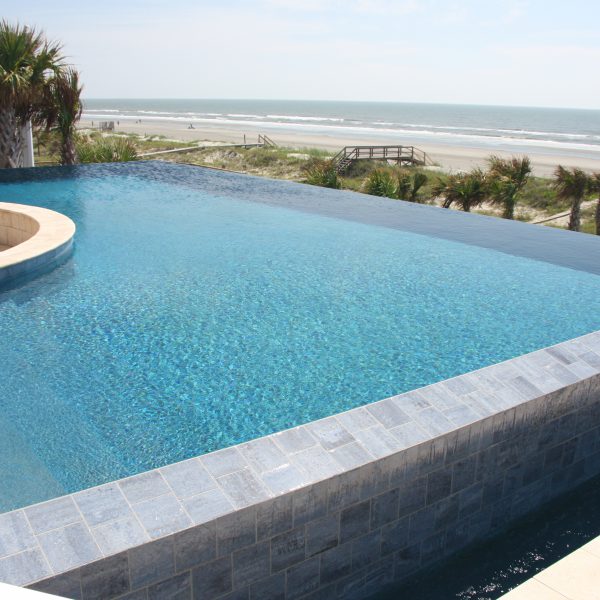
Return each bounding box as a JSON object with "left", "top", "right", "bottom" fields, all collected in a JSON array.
[
  {"left": 588, "top": 173, "right": 600, "bottom": 236},
  {"left": 0, "top": 21, "right": 63, "bottom": 168},
  {"left": 553, "top": 166, "right": 589, "bottom": 232},
  {"left": 44, "top": 68, "right": 83, "bottom": 165},
  {"left": 433, "top": 169, "right": 488, "bottom": 212},
  {"left": 397, "top": 171, "right": 428, "bottom": 203},
  {"left": 487, "top": 155, "right": 531, "bottom": 219}
]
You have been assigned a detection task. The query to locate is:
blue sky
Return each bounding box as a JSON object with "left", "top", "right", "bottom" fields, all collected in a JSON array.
[{"left": 3, "top": 0, "right": 600, "bottom": 108}]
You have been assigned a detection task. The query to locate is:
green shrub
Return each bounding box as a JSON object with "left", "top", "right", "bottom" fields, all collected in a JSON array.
[
  {"left": 304, "top": 159, "right": 341, "bottom": 189},
  {"left": 76, "top": 136, "right": 138, "bottom": 163},
  {"left": 363, "top": 169, "right": 397, "bottom": 198}
]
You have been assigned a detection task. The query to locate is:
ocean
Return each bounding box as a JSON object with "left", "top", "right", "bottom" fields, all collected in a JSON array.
[{"left": 83, "top": 99, "right": 600, "bottom": 158}]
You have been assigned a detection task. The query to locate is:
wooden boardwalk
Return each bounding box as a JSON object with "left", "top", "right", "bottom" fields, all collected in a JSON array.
[{"left": 331, "top": 145, "right": 432, "bottom": 173}]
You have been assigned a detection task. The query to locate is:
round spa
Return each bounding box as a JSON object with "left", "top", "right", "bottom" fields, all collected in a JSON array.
[{"left": 0, "top": 202, "right": 75, "bottom": 285}]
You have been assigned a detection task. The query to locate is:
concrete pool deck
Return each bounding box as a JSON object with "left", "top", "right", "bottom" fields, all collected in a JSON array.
[
  {"left": 0, "top": 330, "right": 596, "bottom": 599},
  {"left": 502, "top": 534, "right": 600, "bottom": 599}
]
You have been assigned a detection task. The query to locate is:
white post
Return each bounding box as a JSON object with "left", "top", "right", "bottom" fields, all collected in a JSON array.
[{"left": 21, "top": 120, "right": 35, "bottom": 167}]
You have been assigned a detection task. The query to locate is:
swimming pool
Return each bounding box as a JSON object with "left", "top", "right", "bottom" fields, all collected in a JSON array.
[{"left": 1, "top": 161, "right": 600, "bottom": 513}]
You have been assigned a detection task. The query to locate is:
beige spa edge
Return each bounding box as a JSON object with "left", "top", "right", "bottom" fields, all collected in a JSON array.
[{"left": 0, "top": 203, "right": 76, "bottom": 270}]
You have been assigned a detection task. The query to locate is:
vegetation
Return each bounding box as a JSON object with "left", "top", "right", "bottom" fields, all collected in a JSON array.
[
  {"left": 304, "top": 159, "right": 341, "bottom": 189},
  {"left": 0, "top": 21, "right": 64, "bottom": 167},
  {"left": 553, "top": 166, "right": 589, "bottom": 231},
  {"left": 587, "top": 173, "right": 600, "bottom": 237},
  {"left": 76, "top": 135, "right": 138, "bottom": 163},
  {"left": 487, "top": 155, "right": 531, "bottom": 219},
  {"left": 43, "top": 68, "right": 82, "bottom": 165},
  {"left": 433, "top": 169, "right": 488, "bottom": 212},
  {"left": 363, "top": 169, "right": 397, "bottom": 197},
  {"left": 362, "top": 168, "right": 428, "bottom": 201}
]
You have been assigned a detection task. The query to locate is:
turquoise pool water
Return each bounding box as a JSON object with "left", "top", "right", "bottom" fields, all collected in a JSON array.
[{"left": 1, "top": 163, "right": 600, "bottom": 511}]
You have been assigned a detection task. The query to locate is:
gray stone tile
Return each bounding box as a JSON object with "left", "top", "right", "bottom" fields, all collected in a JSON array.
[
  {"left": 262, "top": 464, "right": 308, "bottom": 495},
  {"left": 25, "top": 497, "right": 81, "bottom": 535},
  {"left": 232, "top": 540, "right": 270, "bottom": 587},
  {"left": 505, "top": 375, "right": 543, "bottom": 400},
  {"left": 292, "top": 481, "right": 329, "bottom": 527},
  {"left": 580, "top": 350, "right": 600, "bottom": 369},
  {"left": 272, "top": 426, "right": 317, "bottom": 454},
  {"left": 546, "top": 361, "right": 581, "bottom": 386},
  {"left": 289, "top": 446, "right": 343, "bottom": 480},
  {"left": 129, "top": 536, "right": 174, "bottom": 589},
  {"left": 305, "top": 513, "right": 339, "bottom": 557},
  {"left": 0, "top": 510, "right": 37, "bottom": 558},
  {"left": 287, "top": 557, "right": 320, "bottom": 600},
  {"left": 398, "top": 476, "right": 426, "bottom": 517},
  {"left": 393, "top": 391, "right": 431, "bottom": 417},
  {"left": 340, "top": 500, "right": 371, "bottom": 543},
  {"left": 249, "top": 571, "right": 285, "bottom": 600},
  {"left": 546, "top": 345, "right": 578, "bottom": 365},
  {"left": 201, "top": 448, "right": 248, "bottom": 479},
  {"left": 256, "top": 496, "right": 293, "bottom": 541},
  {"left": 330, "top": 441, "right": 374, "bottom": 470},
  {"left": 219, "top": 589, "right": 249, "bottom": 600},
  {"left": 335, "top": 408, "right": 378, "bottom": 434},
  {"left": 353, "top": 425, "right": 401, "bottom": 459},
  {"left": 0, "top": 548, "right": 51, "bottom": 586},
  {"left": 192, "top": 555, "right": 232, "bottom": 599},
  {"left": 414, "top": 407, "right": 456, "bottom": 436},
  {"left": 418, "top": 383, "right": 462, "bottom": 411},
  {"left": 371, "top": 488, "right": 399, "bottom": 529},
  {"left": 367, "top": 399, "right": 410, "bottom": 429},
  {"left": 148, "top": 571, "right": 190, "bottom": 600},
  {"left": 327, "top": 469, "right": 362, "bottom": 513},
  {"left": 381, "top": 517, "right": 410, "bottom": 556},
  {"left": 306, "top": 417, "right": 355, "bottom": 450},
  {"left": 37, "top": 522, "right": 101, "bottom": 573},
  {"left": 443, "top": 376, "right": 477, "bottom": 397},
  {"left": 174, "top": 522, "right": 216, "bottom": 571},
  {"left": 216, "top": 508, "right": 256, "bottom": 557},
  {"left": 28, "top": 570, "right": 82, "bottom": 599},
  {"left": 426, "top": 467, "right": 452, "bottom": 505},
  {"left": 80, "top": 552, "right": 129, "bottom": 600},
  {"left": 74, "top": 483, "right": 132, "bottom": 527},
  {"left": 239, "top": 438, "right": 288, "bottom": 474},
  {"left": 319, "top": 543, "right": 352, "bottom": 585},
  {"left": 119, "top": 471, "right": 170, "bottom": 505},
  {"left": 160, "top": 458, "right": 216, "bottom": 499},
  {"left": 115, "top": 585, "right": 149, "bottom": 599},
  {"left": 217, "top": 469, "right": 273, "bottom": 508},
  {"left": 131, "top": 493, "right": 192, "bottom": 539},
  {"left": 389, "top": 422, "right": 430, "bottom": 448},
  {"left": 91, "top": 515, "right": 149, "bottom": 555},
  {"left": 568, "top": 360, "right": 599, "bottom": 379},
  {"left": 352, "top": 530, "right": 381, "bottom": 569},
  {"left": 271, "top": 526, "right": 305, "bottom": 572},
  {"left": 443, "top": 404, "right": 481, "bottom": 427},
  {"left": 183, "top": 488, "right": 234, "bottom": 525}
]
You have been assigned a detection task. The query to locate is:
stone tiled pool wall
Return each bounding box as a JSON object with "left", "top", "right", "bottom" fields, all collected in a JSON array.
[{"left": 0, "top": 331, "right": 595, "bottom": 599}]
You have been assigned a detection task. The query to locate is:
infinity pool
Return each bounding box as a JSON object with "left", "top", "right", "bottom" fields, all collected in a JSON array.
[{"left": 1, "top": 162, "right": 599, "bottom": 512}]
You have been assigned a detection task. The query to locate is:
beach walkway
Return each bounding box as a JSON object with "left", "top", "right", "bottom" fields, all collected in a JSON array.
[{"left": 331, "top": 144, "right": 432, "bottom": 173}]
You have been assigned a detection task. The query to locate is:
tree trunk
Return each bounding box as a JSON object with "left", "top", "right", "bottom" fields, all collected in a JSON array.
[
  {"left": 60, "top": 132, "right": 77, "bottom": 166},
  {"left": 0, "top": 107, "right": 24, "bottom": 168},
  {"left": 503, "top": 197, "right": 515, "bottom": 220},
  {"left": 568, "top": 198, "right": 582, "bottom": 231},
  {"left": 596, "top": 197, "right": 600, "bottom": 236}
]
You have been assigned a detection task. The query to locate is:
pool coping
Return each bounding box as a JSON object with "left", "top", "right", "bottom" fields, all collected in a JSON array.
[
  {"left": 0, "top": 328, "right": 599, "bottom": 589},
  {"left": 0, "top": 202, "right": 76, "bottom": 285}
]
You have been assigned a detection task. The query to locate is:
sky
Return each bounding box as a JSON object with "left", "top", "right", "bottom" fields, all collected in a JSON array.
[{"left": 3, "top": 0, "right": 600, "bottom": 108}]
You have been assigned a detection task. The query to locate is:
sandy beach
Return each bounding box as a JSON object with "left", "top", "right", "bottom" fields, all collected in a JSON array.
[{"left": 79, "top": 117, "right": 600, "bottom": 177}]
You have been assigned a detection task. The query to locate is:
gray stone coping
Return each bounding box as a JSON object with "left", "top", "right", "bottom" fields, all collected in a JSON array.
[{"left": 0, "top": 329, "right": 599, "bottom": 587}]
